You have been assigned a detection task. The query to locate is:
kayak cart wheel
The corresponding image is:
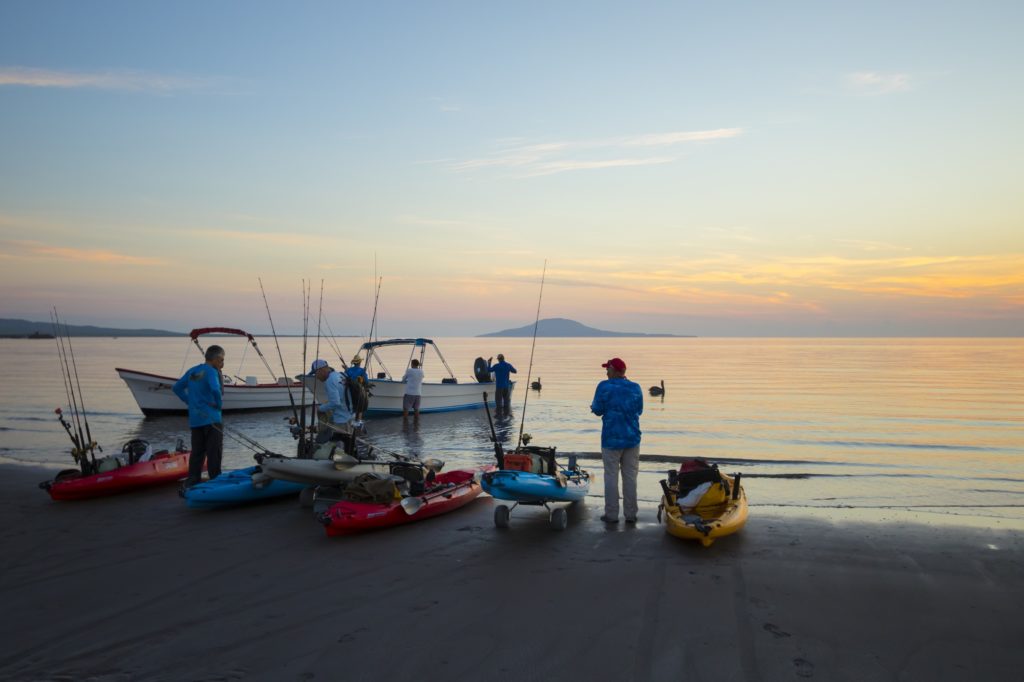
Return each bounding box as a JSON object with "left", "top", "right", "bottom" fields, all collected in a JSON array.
[
  {"left": 549, "top": 507, "right": 568, "bottom": 531},
  {"left": 299, "top": 487, "right": 316, "bottom": 508},
  {"left": 494, "top": 504, "right": 511, "bottom": 529}
]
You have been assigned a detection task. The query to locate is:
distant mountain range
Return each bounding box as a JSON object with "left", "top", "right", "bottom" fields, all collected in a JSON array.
[
  {"left": 478, "top": 317, "right": 690, "bottom": 338},
  {"left": 0, "top": 318, "right": 181, "bottom": 338}
]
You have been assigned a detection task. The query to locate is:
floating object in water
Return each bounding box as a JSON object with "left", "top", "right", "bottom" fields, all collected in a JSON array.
[
  {"left": 530, "top": 377, "right": 542, "bottom": 391},
  {"left": 649, "top": 380, "right": 665, "bottom": 397}
]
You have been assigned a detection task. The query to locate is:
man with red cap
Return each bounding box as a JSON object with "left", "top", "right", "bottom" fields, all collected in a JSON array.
[{"left": 590, "top": 357, "right": 644, "bottom": 524}]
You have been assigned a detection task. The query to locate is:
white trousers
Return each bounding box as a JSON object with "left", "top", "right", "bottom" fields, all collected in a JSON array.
[{"left": 602, "top": 445, "right": 640, "bottom": 520}]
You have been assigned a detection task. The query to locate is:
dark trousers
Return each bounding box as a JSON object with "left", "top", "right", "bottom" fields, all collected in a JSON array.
[
  {"left": 188, "top": 423, "right": 223, "bottom": 486},
  {"left": 495, "top": 386, "right": 512, "bottom": 413}
]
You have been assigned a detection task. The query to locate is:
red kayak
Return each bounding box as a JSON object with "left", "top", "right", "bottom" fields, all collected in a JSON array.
[
  {"left": 318, "top": 467, "right": 489, "bottom": 536},
  {"left": 41, "top": 450, "right": 193, "bottom": 501}
]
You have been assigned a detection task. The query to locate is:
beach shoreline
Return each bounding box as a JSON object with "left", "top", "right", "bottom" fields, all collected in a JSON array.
[{"left": 2, "top": 463, "right": 1022, "bottom": 681}]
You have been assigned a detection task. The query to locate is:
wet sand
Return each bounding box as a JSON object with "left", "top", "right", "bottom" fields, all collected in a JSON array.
[{"left": 1, "top": 464, "right": 1022, "bottom": 682}]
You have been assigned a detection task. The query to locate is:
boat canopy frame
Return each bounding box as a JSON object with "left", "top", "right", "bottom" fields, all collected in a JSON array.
[
  {"left": 359, "top": 338, "right": 457, "bottom": 381},
  {"left": 185, "top": 327, "right": 278, "bottom": 383}
]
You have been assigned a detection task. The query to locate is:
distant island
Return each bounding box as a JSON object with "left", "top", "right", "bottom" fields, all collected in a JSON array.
[
  {"left": 478, "top": 317, "right": 691, "bottom": 338},
  {"left": 0, "top": 318, "right": 182, "bottom": 338}
]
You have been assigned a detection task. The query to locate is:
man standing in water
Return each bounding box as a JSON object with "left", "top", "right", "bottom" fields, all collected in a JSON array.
[
  {"left": 590, "top": 357, "right": 644, "bottom": 524},
  {"left": 173, "top": 345, "right": 225, "bottom": 488},
  {"left": 345, "top": 356, "right": 369, "bottom": 421},
  {"left": 401, "top": 358, "right": 425, "bottom": 420},
  {"left": 487, "top": 353, "right": 517, "bottom": 414}
]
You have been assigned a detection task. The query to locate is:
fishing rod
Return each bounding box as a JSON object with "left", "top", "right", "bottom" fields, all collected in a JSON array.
[
  {"left": 311, "top": 278, "right": 325, "bottom": 439},
  {"left": 51, "top": 308, "right": 99, "bottom": 468},
  {"left": 366, "top": 276, "right": 382, "bottom": 349},
  {"left": 516, "top": 260, "right": 547, "bottom": 449},
  {"left": 258, "top": 277, "right": 300, "bottom": 425},
  {"left": 50, "top": 309, "right": 84, "bottom": 451},
  {"left": 49, "top": 310, "right": 82, "bottom": 454},
  {"left": 212, "top": 422, "right": 277, "bottom": 457},
  {"left": 59, "top": 312, "right": 101, "bottom": 461},
  {"left": 482, "top": 391, "right": 506, "bottom": 468},
  {"left": 297, "top": 279, "right": 313, "bottom": 455},
  {"left": 322, "top": 316, "right": 349, "bottom": 370}
]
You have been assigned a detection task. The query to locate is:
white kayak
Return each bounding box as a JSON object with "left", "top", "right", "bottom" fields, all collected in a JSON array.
[{"left": 254, "top": 453, "right": 392, "bottom": 487}]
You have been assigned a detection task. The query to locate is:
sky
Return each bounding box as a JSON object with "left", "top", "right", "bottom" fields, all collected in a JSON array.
[{"left": 1, "top": 1, "right": 1022, "bottom": 337}]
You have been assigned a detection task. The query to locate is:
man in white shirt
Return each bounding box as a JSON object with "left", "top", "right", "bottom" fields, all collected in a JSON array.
[{"left": 401, "top": 359, "right": 425, "bottom": 419}]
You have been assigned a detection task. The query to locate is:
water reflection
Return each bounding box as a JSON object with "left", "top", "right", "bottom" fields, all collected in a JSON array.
[{"left": 3, "top": 337, "right": 1022, "bottom": 526}]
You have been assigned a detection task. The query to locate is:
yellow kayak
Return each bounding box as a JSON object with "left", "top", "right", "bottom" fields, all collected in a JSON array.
[{"left": 659, "top": 465, "right": 747, "bottom": 547}]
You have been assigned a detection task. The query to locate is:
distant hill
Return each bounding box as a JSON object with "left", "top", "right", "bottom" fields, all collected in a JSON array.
[
  {"left": 0, "top": 318, "right": 182, "bottom": 338},
  {"left": 478, "top": 317, "right": 690, "bottom": 338}
]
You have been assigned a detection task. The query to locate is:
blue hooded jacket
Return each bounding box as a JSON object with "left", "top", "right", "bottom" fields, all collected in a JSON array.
[
  {"left": 590, "top": 378, "right": 643, "bottom": 449},
  {"left": 173, "top": 362, "right": 223, "bottom": 428}
]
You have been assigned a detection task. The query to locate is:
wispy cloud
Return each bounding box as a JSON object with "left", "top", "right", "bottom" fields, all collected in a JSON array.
[
  {"left": 835, "top": 238, "right": 912, "bottom": 252},
  {"left": 621, "top": 128, "right": 743, "bottom": 147},
  {"left": 396, "top": 215, "right": 472, "bottom": 228},
  {"left": 428, "top": 96, "right": 461, "bottom": 113},
  {"left": 0, "top": 66, "right": 215, "bottom": 92},
  {"left": 846, "top": 71, "right": 911, "bottom": 95},
  {"left": 186, "top": 229, "right": 338, "bottom": 248},
  {"left": 452, "top": 127, "right": 742, "bottom": 177},
  {"left": 523, "top": 157, "right": 676, "bottom": 177},
  {"left": 0, "top": 240, "right": 165, "bottom": 265}
]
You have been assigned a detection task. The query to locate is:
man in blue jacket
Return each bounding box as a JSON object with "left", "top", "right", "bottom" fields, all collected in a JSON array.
[
  {"left": 590, "top": 357, "right": 643, "bottom": 524},
  {"left": 173, "top": 345, "right": 225, "bottom": 488},
  {"left": 487, "top": 353, "right": 517, "bottom": 414},
  {"left": 345, "top": 356, "right": 369, "bottom": 420}
]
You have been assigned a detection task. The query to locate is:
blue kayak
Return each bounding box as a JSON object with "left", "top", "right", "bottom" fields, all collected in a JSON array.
[
  {"left": 183, "top": 466, "right": 307, "bottom": 509},
  {"left": 481, "top": 469, "right": 590, "bottom": 504}
]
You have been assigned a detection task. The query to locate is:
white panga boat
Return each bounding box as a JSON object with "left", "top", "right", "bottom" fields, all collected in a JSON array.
[
  {"left": 306, "top": 338, "right": 510, "bottom": 415},
  {"left": 117, "top": 327, "right": 309, "bottom": 416}
]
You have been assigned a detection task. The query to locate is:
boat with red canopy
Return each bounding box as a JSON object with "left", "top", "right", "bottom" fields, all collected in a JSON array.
[{"left": 116, "top": 327, "right": 308, "bottom": 415}]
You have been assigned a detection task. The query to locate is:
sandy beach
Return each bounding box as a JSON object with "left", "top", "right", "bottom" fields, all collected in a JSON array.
[{"left": 1, "top": 463, "right": 1021, "bottom": 682}]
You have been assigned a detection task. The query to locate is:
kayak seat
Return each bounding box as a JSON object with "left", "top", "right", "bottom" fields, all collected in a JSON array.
[{"left": 672, "top": 462, "right": 723, "bottom": 497}]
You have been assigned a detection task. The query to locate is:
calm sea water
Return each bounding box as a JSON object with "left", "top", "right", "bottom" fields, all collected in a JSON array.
[{"left": 2, "top": 336, "right": 1022, "bottom": 528}]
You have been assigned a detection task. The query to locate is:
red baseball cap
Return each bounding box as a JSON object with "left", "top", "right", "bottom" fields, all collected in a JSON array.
[{"left": 602, "top": 358, "right": 626, "bottom": 372}]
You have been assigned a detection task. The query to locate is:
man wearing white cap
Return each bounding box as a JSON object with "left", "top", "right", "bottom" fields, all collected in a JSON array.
[{"left": 309, "top": 359, "right": 354, "bottom": 442}]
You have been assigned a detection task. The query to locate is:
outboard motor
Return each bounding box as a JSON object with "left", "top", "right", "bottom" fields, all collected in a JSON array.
[{"left": 473, "top": 357, "right": 491, "bottom": 383}]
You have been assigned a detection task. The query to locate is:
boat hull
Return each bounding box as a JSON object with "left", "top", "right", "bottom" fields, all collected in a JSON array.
[
  {"left": 116, "top": 368, "right": 309, "bottom": 416},
  {"left": 481, "top": 469, "right": 590, "bottom": 504},
  {"left": 661, "top": 473, "right": 748, "bottom": 547},
  {"left": 43, "top": 452, "right": 191, "bottom": 500},
  {"left": 319, "top": 468, "right": 485, "bottom": 536},
  {"left": 256, "top": 454, "right": 392, "bottom": 487},
  {"left": 304, "top": 376, "right": 511, "bottom": 415},
  {"left": 182, "top": 466, "right": 307, "bottom": 509}
]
